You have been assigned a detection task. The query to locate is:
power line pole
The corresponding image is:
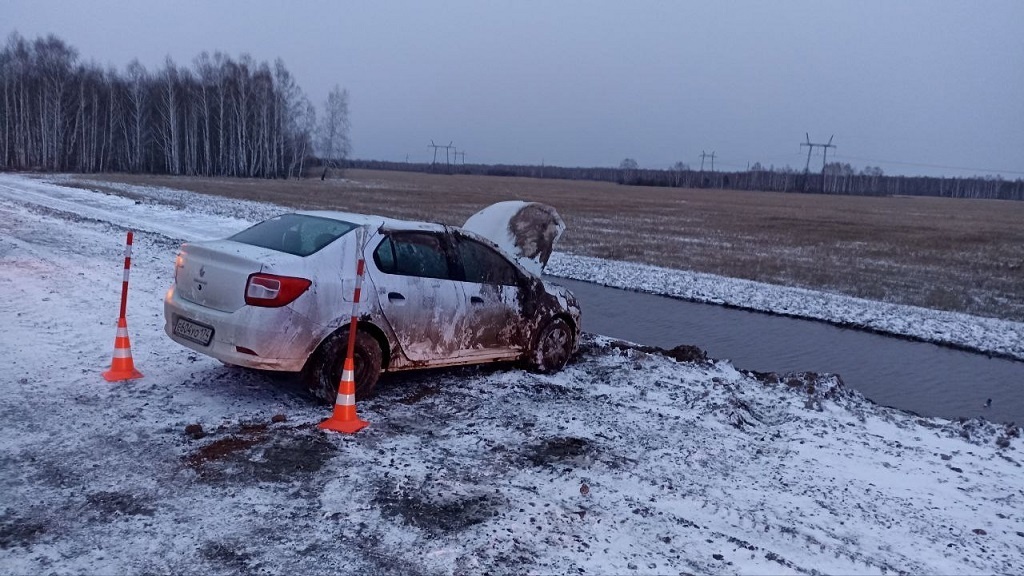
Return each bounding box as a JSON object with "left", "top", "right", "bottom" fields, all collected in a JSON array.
[
  {"left": 700, "top": 150, "right": 716, "bottom": 172},
  {"left": 799, "top": 133, "right": 835, "bottom": 191},
  {"left": 428, "top": 140, "right": 443, "bottom": 169},
  {"left": 699, "top": 151, "right": 716, "bottom": 188}
]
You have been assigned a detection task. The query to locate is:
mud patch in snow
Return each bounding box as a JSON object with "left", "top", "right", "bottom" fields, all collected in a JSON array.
[
  {"left": 82, "top": 491, "right": 156, "bottom": 520},
  {"left": 373, "top": 482, "right": 506, "bottom": 536},
  {"left": 183, "top": 423, "right": 337, "bottom": 483},
  {"left": 525, "top": 436, "right": 594, "bottom": 467},
  {"left": 0, "top": 511, "right": 48, "bottom": 550},
  {"left": 198, "top": 539, "right": 257, "bottom": 573}
]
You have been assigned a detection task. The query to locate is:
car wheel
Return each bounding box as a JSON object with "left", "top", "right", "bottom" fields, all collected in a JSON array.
[
  {"left": 526, "top": 318, "right": 574, "bottom": 374},
  {"left": 304, "top": 330, "right": 382, "bottom": 404}
]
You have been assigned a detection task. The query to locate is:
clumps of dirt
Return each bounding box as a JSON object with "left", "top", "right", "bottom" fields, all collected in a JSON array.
[
  {"left": 182, "top": 422, "right": 336, "bottom": 483},
  {"left": 83, "top": 491, "right": 155, "bottom": 519},
  {"left": 525, "top": 436, "right": 594, "bottom": 467},
  {"left": 507, "top": 379, "right": 574, "bottom": 399},
  {"left": 939, "top": 418, "right": 1020, "bottom": 448},
  {"left": 199, "top": 539, "right": 256, "bottom": 573},
  {"left": 399, "top": 385, "right": 441, "bottom": 405},
  {"left": 184, "top": 423, "right": 206, "bottom": 439},
  {"left": 528, "top": 381, "right": 574, "bottom": 397},
  {"left": 748, "top": 371, "right": 855, "bottom": 411},
  {"left": 373, "top": 483, "right": 504, "bottom": 536},
  {"left": 663, "top": 345, "right": 711, "bottom": 364},
  {"left": 721, "top": 397, "right": 759, "bottom": 430},
  {"left": 603, "top": 339, "right": 713, "bottom": 365},
  {"left": 996, "top": 424, "right": 1020, "bottom": 449},
  {"left": 0, "top": 510, "right": 47, "bottom": 550}
]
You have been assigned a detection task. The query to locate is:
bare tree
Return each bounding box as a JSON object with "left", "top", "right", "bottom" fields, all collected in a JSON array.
[
  {"left": 317, "top": 84, "right": 350, "bottom": 179},
  {"left": 0, "top": 33, "right": 319, "bottom": 178},
  {"left": 619, "top": 157, "right": 639, "bottom": 184},
  {"left": 123, "top": 59, "right": 148, "bottom": 172}
]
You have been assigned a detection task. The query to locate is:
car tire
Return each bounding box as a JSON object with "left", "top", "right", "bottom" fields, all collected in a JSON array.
[
  {"left": 526, "top": 318, "right": 574, "bottom": 374},
  {"left": 304, "top": 329, "right": 383, "bottom": 404}
]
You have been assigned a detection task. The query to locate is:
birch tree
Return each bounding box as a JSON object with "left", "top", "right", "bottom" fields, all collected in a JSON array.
[{"left": 317, "top": 84, "right": 350, "bottom": 177}]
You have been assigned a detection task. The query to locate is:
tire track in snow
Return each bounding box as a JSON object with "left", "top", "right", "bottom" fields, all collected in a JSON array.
[{"left": 0, "top": 178, "right": 246, "bottom": 243}]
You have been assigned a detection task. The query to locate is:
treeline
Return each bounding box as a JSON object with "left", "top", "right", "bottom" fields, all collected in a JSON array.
[
  {"left": 0, "top": 33, "right": 324, "bottom": 178},
  {"left": 347, "top": 159, "right": 1024, "bottom": 201}
]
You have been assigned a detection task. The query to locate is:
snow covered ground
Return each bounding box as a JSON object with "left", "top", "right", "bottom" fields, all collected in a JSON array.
[{"left": 1, "top": 173, "right": 1022, "bottom": 574}]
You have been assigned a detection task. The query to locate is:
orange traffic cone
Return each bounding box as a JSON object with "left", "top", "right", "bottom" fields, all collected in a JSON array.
[
  {"left": 318, "top": 357, "right": 369, "bottom": 433},
  {"left": 103, "top": 317, "right": 143, "bottom": 381}
]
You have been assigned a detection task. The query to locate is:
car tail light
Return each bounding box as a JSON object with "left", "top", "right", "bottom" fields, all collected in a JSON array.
[{"left": 244, "top": 273, "right": 312, "bottom": 307}]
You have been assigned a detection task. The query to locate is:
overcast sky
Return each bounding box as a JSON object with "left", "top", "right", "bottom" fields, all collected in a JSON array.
[{"left": 5, "top": 1, "right": 1022, "bottom": 177}]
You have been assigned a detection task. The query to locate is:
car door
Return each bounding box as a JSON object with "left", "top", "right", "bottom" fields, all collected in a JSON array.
[
  {"left": 450, "top": 232, "right": 525, "bottom": 359},
  {"left": 368, "top": 231, "right": 467, "bottom": 363}
]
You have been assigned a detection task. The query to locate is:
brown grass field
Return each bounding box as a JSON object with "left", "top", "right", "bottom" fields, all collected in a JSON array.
[{"left": 70, "top": 169, "right": 1024, "bottom": 322}]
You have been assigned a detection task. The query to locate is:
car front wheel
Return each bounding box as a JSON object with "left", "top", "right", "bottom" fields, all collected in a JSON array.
[
  {"left": 526, "top": 318, "right": 574, "bottom": 374},
  {"left": 303, "top": 329, "right": 382, "bottom": 403}
]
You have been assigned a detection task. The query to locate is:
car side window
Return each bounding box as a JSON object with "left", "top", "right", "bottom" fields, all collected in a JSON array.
[
  {"left": 457, "top": 236, "right": 520, "bottom": 286},
  {"left": 374, "top": 237, "right": 397, "bottom": 273},
  {"left": 374, "top": 233, "right": 451, "bottom": 280}
]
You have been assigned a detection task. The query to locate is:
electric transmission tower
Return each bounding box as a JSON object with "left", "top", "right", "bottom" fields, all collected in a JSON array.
[
  {"left": 800, "top": 133, "right": 836, "bottom": 191},
  {"left": 699, "top": 150, "right": 716, "bottom": 172},
  {"left": 428, "top": 140, "right": 456, "bottom": 173},
  {"left": 698, "top": 151, "right": 716, "bottom": 188},
  {"left": 428, "top": 140, "right": 443, "bottom": 168}
]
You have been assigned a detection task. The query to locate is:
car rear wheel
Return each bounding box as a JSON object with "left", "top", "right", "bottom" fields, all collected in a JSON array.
[
  {"left": 304, "top": 330, "right": 383, "bottom": 403},
  {"left": 526, "top": 318, "right": 574, "bottom": 374}
]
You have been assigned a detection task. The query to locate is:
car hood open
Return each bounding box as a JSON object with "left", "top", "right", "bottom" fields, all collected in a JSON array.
[{"left": 462, "top": 201, "right": 565, "bottom": 276}]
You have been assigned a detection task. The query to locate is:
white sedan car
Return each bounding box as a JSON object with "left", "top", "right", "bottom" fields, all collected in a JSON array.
[{"left": 164, "top": 201, "right": 581, "bottom": 401}]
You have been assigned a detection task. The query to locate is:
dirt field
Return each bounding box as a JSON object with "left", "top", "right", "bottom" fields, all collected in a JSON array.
[{"left": 70, "top": 169, "right": 1024, "bottom": 322}]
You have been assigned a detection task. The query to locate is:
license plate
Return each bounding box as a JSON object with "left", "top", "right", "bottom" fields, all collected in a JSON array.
[{"left": 173, "top": 317, "right": 214, "bottom": 346}]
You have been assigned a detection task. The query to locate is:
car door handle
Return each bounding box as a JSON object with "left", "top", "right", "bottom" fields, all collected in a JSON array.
[
  {"left": 470, "top": 296, "right": 485, "bottom": 305},
  {"left": 388, "top": 292, "right": 406, "bottom": 302}
]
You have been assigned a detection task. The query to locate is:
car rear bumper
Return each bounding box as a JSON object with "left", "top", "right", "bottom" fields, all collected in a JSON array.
[{"left": 163, "top": 286, "right": 318, "bottom": 372}]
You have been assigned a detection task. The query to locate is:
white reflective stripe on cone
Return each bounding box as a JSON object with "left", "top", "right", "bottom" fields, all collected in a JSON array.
[
  {"left": 334, "top": 393, "right": 356, "bottom": 406},
  {"left": 123, "top": 269, "right": 130, "bottom": 282},
  {"left": 112, "top": 348, "right": 133, "bottom": 358},
  {"left": 116, "top": 326, "right": 130, "bottom": 337},
  {"left": 341, "top": 369, "right": 354, "bottom": 382}
]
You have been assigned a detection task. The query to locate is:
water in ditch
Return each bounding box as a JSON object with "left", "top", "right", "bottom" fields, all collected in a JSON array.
[{"left": 552, "top": 277, "right": 1024, "bottom": 424}]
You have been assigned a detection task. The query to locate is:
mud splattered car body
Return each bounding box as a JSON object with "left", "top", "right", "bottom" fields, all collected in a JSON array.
[{"left": 163, "top": 202, "right": 581, "bottom": 400}]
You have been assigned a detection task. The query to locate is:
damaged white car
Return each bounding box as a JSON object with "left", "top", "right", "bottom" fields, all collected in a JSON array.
[{"left": 164, "top": 201, "right": 581, "bottom": 401}]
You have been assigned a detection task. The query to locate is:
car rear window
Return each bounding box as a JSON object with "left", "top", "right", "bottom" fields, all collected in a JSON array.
[{"left": 230, "top": 214, "right": 358, "bottom": 256}]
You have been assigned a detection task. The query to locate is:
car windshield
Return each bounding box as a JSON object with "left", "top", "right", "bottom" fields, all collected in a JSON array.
[{"left": 230, "top": 213, "right": 358, "bottom": 256}]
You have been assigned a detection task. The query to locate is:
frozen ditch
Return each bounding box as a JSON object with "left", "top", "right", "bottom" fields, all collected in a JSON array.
[{"left": 554, "top": 277, "right": 1024, "bottom": 425}]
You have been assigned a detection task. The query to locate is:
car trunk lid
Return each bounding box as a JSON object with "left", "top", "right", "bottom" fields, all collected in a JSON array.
[{"left": 175, "top": 240, "right": 280, "bottom": 313}]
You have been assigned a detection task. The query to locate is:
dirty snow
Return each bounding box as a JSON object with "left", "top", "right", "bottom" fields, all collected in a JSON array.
[{"left": 0, "top": 173, "right": 1022, "bottom": 574}]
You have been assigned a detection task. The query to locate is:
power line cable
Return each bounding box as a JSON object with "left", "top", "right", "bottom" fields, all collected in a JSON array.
[{"left": 831, "top": 154, "right": 1024, "bottom": 176}]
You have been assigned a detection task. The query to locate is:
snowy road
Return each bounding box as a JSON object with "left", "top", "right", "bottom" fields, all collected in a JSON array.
[{"left": 1, "top": 174, "right": 1021, "bottom": 574}]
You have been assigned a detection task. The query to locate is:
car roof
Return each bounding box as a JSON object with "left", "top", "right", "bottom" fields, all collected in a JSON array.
[
  {"left": 296, "top": 210, "right": 447, "bottom": 233},
  {"left": 296, "top": 208, "right": 540, "bottom": 278}
]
